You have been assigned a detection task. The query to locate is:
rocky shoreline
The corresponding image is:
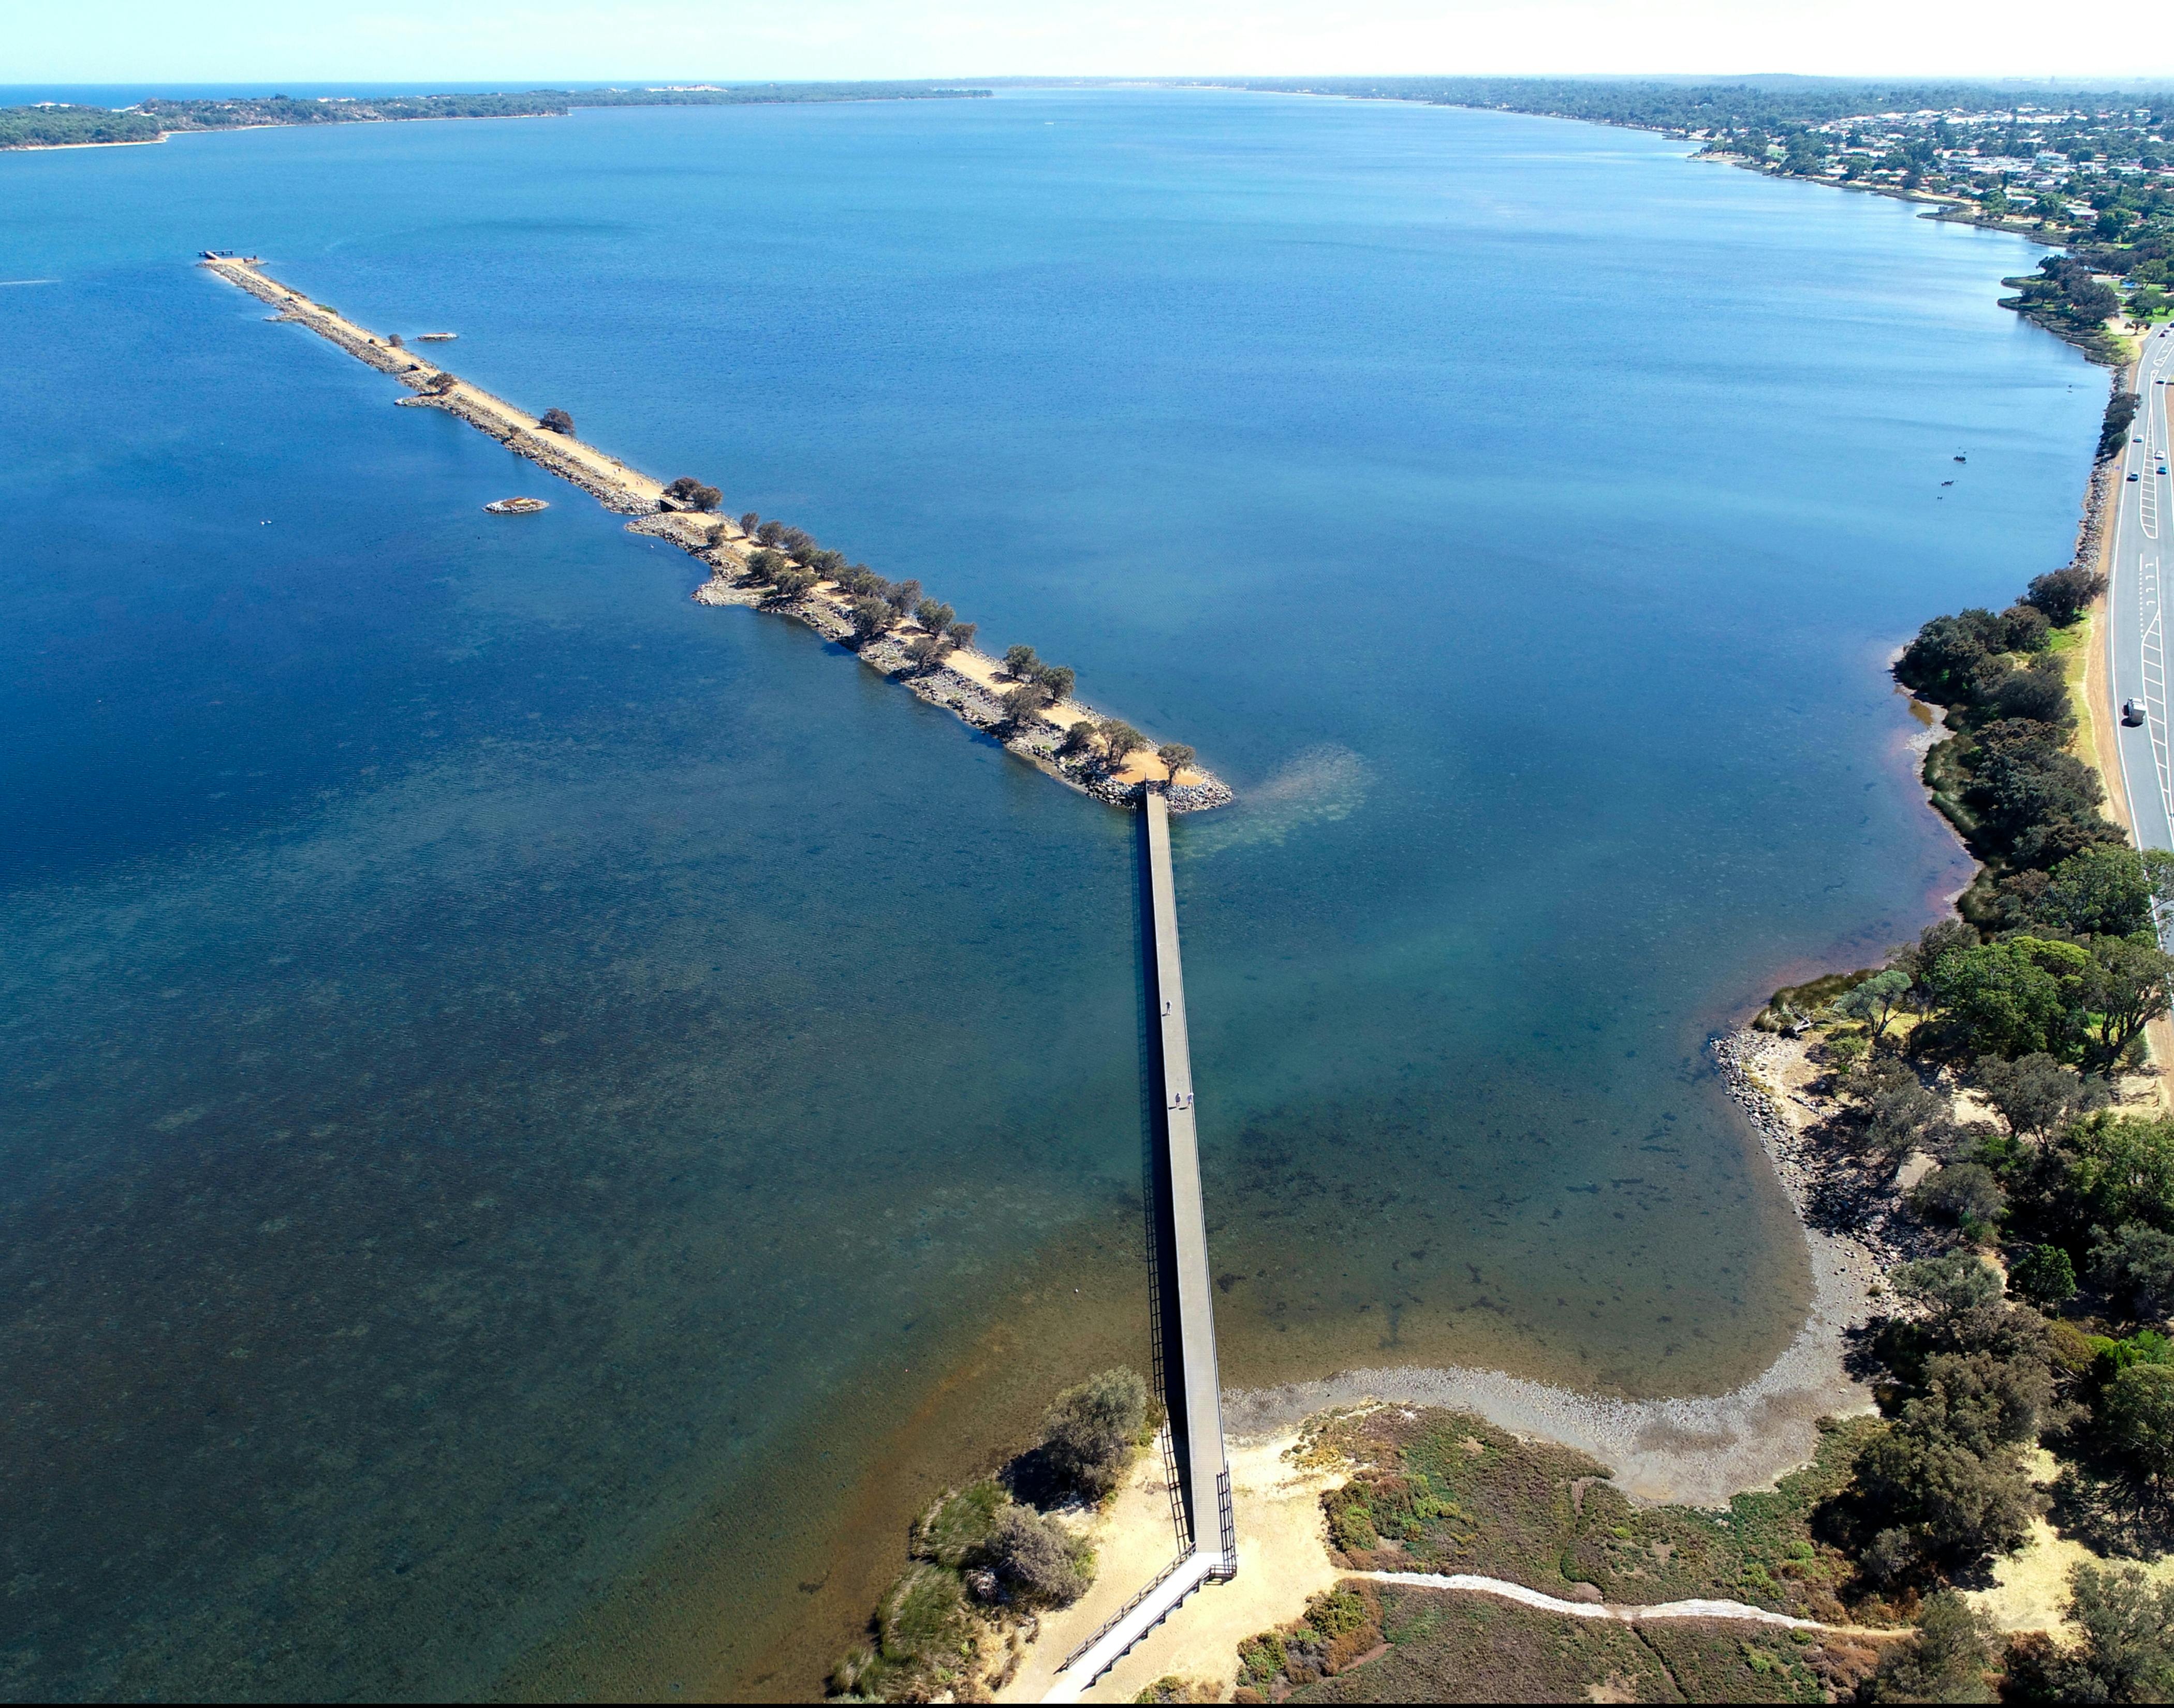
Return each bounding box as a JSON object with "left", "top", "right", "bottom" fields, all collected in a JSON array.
[
  {"left": 689, "top": 553, "right": 1235, "bottom": 812},
  {"left": 1714, "top": 1028, "right": 1941, "bottom": 1284},
  {"left": 202, "top": 256, "right": 1232, "bottom": 814}
]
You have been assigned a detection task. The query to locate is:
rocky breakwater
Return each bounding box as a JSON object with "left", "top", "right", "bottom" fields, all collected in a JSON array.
[
  {"left": 687, "top": 549, "right": 1233, "bottom": 814},
  {"left": 411, "top": 388, "right": 654, "bottom": 516},
  {"left": 201, "top": 255, "right": 1230, "bottom": 815}
]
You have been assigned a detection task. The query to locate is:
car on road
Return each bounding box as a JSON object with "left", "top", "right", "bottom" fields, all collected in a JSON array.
[
  {"left": 2131, "top": 472, "right": 2142, "bottom": 481},
  {"left": 2127, "top": 699, "right": 2148, "bottom": 727}
]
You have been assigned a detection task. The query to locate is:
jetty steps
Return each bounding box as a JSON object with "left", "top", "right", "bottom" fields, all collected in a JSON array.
[
  {"left": 198, "top": 255, "right": 1229, "bottom": 814},
  {"left": 1046, "top": 791, "right": 1236, "bottom": 1700}
]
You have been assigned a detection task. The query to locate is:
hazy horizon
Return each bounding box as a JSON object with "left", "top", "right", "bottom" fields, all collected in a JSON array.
[{"left": 8, "top": 0, "right": 2172, "bottom": 89}]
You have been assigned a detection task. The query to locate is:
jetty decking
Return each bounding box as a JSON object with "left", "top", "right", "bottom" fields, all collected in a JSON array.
[{"left": 1047, "top": 792, "right": 1234, "bottom": 1699}]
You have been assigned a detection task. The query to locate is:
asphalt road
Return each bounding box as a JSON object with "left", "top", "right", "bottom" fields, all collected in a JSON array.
[{"left": 2108, "top": 325, "right": 2174, "bottom": 868}]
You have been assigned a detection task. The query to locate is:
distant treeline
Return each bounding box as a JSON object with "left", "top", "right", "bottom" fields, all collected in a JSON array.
[
  {"left": 0, "top": 84, "right": 990, "bottom": 150},
  {"left": 1202, "top": 77, "right": 2174, "bottom": 136}
]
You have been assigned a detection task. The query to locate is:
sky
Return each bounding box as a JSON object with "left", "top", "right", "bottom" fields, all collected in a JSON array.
[{"left": 4, "top": 0, "right": 2170, "bottom": 87}]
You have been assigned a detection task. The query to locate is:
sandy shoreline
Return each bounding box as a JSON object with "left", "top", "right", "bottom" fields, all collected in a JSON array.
[{"left": 199, "top": 256, "right": 1231, "bottom": 814}]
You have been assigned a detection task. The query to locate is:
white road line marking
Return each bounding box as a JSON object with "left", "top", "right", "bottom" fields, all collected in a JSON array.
[{"left": 2143, "top": 553, "right": 2174, "bottom": 837}]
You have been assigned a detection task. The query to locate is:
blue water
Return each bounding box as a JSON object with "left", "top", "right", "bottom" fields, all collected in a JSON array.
[{"left": 0, "top": 89, "right": 2099, "bottom": 1698}]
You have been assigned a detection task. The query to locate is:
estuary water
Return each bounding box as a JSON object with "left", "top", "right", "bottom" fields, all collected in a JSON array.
[{"left": 0, "top": 89, "right": 2100, "bottom": 1697}]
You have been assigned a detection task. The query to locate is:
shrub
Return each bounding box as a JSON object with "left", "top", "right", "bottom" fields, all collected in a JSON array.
[
  {"left": 1098, "top": 720, "right": 1149, "bottom": 768},
  {"left": 1863, "top": 1590, "right": 1997, "bottom": 1702},
  {"left": 984, "top": 1505, "right": 1091, "bottom": 1605},
  {"left": 1003, "top": 644, "right": 1039, "bottom": 680},
  {"left": 424, "top": 371, "right": 458, "bottom": 394},
  {"left": 1157, "top": 743, "right": 1196, "bottom": 781},
  {"left": 1000, "top": 683, "right": 1051, "bottom": 727},
  {"left": 1975, "top": 1052, "right": 2105, "bottom": 1141},
  {"left": 1059, "top": 720, "right": 1098, "bottom": 758},
  {"left": 2002, "top": 602, "right": 2052, "bottom": 653},
  {"left": 2103, "top": 1363, "right": 2174, "bottom": 1486},
  {"left": 1856, "top": 1061, "right": 1948, "bottom": 1159},
  {"left": 1833, "top": 968, "right": 1912, "bottom": 1039},
  {"left": 2091, "top": 1223, "right": 2174, "bottom": 1320},
  {"left": 1042, "top": 1367, "right": 1148, "bottom": 1498},
  {"left": 914, "top": 598, "right": 957, "bottom": 638},
  {"left": 743, "top": 548, "right": 785, "bottom": 584},
  {"left": 739, "top": 511, "right": 759, "bottom": 537},
  {"left": 2009, "top": 1243, "right": 2078, "bottom": 1309},
  {"left": 1993, "top": 659, "right": 2073, "bottom": 725},
  {"left": 2034, "top": 1564, "right": 2174, "bottom": 1700},
  {"left": 1924, "top": 935, "right": 2090, "bottom": 1060},
  {"left": 2026, "top": 565, "right": 2108, "bottom": 627},
  {"left": 883, "top": 579, "right": 923, "bottom": 619},
  {"left": 2034, "top": 846, "right": 2159, "bottom": 937},
  {"left": 778, "top": 526, "right": 816, "bottom": 559},
  {"left": 2101, "top": 391, "right": 2142, "bottom": 460},
  {"left": 1032, "top": 663, "right": 1076, "bottom": 703},
  {"left": 768, "top": 567, "right": 817, "bottom": 601},
  {"left": 755, "top": 519, "right": 785, "bottom": 547},
  {"left": 1895, "top": 1253, "right": 2007, "bottom": 1322},
  {"left": 848, "top": 597, "right": 895, "bottom": 643},
  {"left": 946, "top": 621, "right": 977, "bottom": 652},
  {"left": 1912, "top": 1163, "right": 2006, "bottom": 1229},
  {"left": 538, "top": 406, "right": 574, "bottom": 434}
]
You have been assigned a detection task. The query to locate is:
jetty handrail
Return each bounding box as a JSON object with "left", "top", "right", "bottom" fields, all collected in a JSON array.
[
  {"left": 1055, "top": 1550, "right": 1192, "bottom": 1675},
  {"left": 1141, "top": 789, "right": 1233, "bottom": 1571}
]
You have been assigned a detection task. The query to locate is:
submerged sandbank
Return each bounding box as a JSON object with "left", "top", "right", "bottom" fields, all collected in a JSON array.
[
  {"left": 199, "top": 256, "right": 1229, "bottom": 814},
  {"left": 1227, "top": 1029, "right": 1882, "bottom": 1510}
]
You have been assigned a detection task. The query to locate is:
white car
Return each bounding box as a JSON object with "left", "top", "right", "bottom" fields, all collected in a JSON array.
[{"left": 2126, "top": 699, "right": 2148, "bottom": 727}]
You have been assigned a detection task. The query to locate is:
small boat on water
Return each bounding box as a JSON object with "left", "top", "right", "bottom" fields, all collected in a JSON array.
[
  {"left": 417, "top": 332, "right": 458, "bottom": 342},
  {"left": 483, "top": 497, "right": 549, "bottom": 516}
]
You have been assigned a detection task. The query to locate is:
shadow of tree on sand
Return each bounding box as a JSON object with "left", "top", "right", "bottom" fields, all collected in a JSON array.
[{"left": 2046, "top": 1448, "right": 2174, "bottom": 1560}]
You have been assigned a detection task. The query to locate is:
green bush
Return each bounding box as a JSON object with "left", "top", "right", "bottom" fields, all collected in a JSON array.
[
  {"left": 984, "top": 1505, "right": 1092, "bottom": 1606},
  {"left": 1041, "top": 1367, "right": 1148, "bottom": 1498}
]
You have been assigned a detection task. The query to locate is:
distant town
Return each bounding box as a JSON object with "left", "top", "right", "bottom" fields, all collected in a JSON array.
[{"left": 1216, "top": 78, "right": 2174, "bottom": 359}]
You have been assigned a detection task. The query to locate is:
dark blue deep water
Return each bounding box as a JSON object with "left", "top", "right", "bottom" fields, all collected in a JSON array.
[{"left": 0, "top": 89, "right": 2100, "bottom": 1697}]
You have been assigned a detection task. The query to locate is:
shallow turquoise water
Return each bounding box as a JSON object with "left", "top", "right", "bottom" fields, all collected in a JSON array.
[{"left": 0, "top": 89, "right": 2099, "bottom": 1696}]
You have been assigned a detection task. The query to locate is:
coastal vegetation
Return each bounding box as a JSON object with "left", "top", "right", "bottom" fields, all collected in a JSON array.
[
  {"left": 0, "top": 84, "right": 992, "bottom": 151},
  {"left": 1224, "top": 1042, "right": 2174, "bottom": 1701},
  {"left": 1892, "top": 558, "right": 2146, "bottom": 943},
  {"left": 700, "top": 508, "right": 1205, "bottom": 790},
  {"left": 829, "top": 1367, "right": 1158, "bottom": 1703},
  {"left": 1230, "top": 1407, "right": 1890, "bottom": 1702},
  {"left": 1255, "top": 1584, "right": 1872, "bottom": 1703},
  {"left": 1705, "top": 558, "right": 2174, "bottom": 1601},
  {"left": 663, "top": 475, "right": 721, "bottom": 511},
  {"left": 1215, "top": 77, "right": 2174, "bottom": 361}
]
